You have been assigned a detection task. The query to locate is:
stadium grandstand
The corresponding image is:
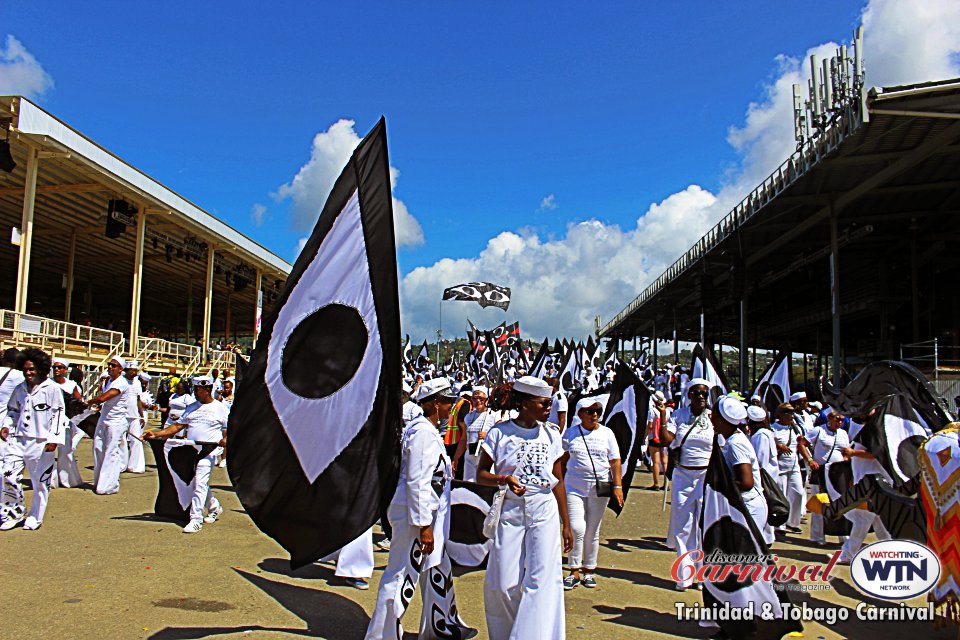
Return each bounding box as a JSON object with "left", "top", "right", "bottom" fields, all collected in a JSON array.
[
  {"left": 0, "top": 96, "right": 291, "bottom": 381},
  {"left": 600, "top": 73, "right": 960, "bottom": 398}
]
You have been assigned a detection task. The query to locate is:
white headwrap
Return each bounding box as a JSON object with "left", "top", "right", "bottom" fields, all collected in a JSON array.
[{"left": 717, "top": 395, "right": 748, "bottom": 425}]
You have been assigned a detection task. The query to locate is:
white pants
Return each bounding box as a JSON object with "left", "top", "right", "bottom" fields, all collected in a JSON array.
[
  {"left": 323, "top": 528, "right": 375, "bottom": 579},
  {"left": 126, "top": 418, "right": 145, "bottom": 473},
  {"left": 189, "top": 452, "right": 221, "bottom": 523},
  {"left": 53, "top": 423, "right": 84, "bottom": 488},
  {"left": 485, "top": 491, "right": 564, "bottom": 640},
  {"left": 743, "top": 491, "right": 772, "bottom": 545},
  {"left": 566, "top": 493, "right": 607, "bottom": 570},
  {"left": 0, "top": 436, "right": 55, "bottom": 524},
  {"left": 669, "top": 466, "right": 706, "bottom": 588},
  {"left": 463, "top": 447, "right": 480, "bottom": 482},
  {"left": 777, "top": 468, "right": 804, "bottom": 529},
  {"left": 365, "top": 505, "right": 465, "bottom": 640},
  {"left": 841, "top": 509, "right": 891, "bottom": 560}
]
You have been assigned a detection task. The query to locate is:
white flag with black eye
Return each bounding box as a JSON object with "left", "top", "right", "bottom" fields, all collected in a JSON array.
[{"left": 228, "top": 118, "right": 401, "bottom": 569}]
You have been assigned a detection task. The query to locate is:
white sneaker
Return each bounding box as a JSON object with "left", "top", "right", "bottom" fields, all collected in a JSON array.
[
  {"left": 22, "top": 516, "right": 41, "bottom": 530},
  {"left": 203, "top": 506, "right": 223, "bottom": 524},
  {"left": 0, "top": 516, "right": 24, "bottom": 531},
  {"left": 182, "top": 520, "right": 203, "bottom": 533},
  {"left": 217, "top": 459, "right": 227, "bottom": 468}
]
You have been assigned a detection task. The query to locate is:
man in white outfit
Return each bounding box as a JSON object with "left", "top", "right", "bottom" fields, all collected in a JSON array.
[
  {"left": 365, "top": 378, "right": 476, "bottom": 640},
  {"left": 88, "top": 357, "right": 131, "bottom": 495},
  {"left": 144, "top": 375, "right": 226, "bottom": 532}
]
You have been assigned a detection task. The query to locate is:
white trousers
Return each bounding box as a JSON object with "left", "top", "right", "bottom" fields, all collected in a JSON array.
[
  {"left": 743, "top": 491, "right": 772, "bottom": 545},
  {"left": 841, "top": 509, "right": 891, "bottom": 560},
  {"left": 323, "top": 528, "right": 375, "bottom": 579},
  {"left": 485, "top": 491, "right": 565, "bottom": 640},
  {"left": 0, "top": 437, "right": 55, "bottom": 524},
  {"left": 669, "top": 466, "right": 706, "bottom": 588},
  {"left": 566, "top": 493, "right": 607, "bottom": 570},
  {"left": 53, "top": 423, "right": 84, "bottom": 488},
  {"left": 126, "top": 417, "right": 145, "bottom": 473},
  {"left": 365, "top": 505, "right": 465, "bottom": 640},
  {"left": 777, "top": 468, "right": 805, "bottom": 529},
  {"left": 463, "top": 448, "right": 479, "bottom": 482},
  {"left": 93, "top": 419, "right": 128, "bottom": 495},
  {"left": 190, "top": 452, "right": 221, "bottom": 523}
]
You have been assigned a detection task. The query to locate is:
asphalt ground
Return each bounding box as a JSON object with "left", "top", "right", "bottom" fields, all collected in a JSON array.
[{"left": 0, "top": 441, "right": 953, "bottom": 640}]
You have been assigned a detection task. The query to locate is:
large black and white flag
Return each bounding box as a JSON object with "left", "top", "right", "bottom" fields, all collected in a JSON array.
[
  {"left": 700, "top": 435, "right": 801, "bottom": 639},
  {"left": 821, "top": 360, "right": 952, "bottom": 487},
  {"left": 751, "top": 351, "right": 792, "bottom": 413},
  {"left": 149, "top": 439, "right": 218, "bottom": 523},
  {"left": 690, "top": 343, "right": 728, "bottom": 406},
  {"left": 228, "top": 119, "right": 401, "bottom": 568},
  {"left": 528, "top": 339, "right": 549, "bottom": 378},
  {"left": 442, "top": 281, "right": 511, "bottom": 310},
  {"left": 601, "top": 362, "right": 650, "bottom": 514},
  {"left": 415, "top": 340, "right": 431, "bottom": 371},
  {"left": 448, "top": 480, "right": 496, "bottom": 566}
]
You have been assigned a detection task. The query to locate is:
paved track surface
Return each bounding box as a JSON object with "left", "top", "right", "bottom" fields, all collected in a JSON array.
[{"left": 0, "top": 443, "right": 951, "bottom": 639}]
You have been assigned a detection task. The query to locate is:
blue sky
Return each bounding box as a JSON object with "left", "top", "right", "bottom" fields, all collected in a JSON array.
[{"left": 3, "top": 1, "right": 959, "bottom": 340}]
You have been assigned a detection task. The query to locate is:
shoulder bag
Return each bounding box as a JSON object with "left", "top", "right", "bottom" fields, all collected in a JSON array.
[
  {"left": 578, "top": 426, "right": 612, "bottom": 497},
  {"left": 760, "top": 467, "right": 789, "bottom": 527}
]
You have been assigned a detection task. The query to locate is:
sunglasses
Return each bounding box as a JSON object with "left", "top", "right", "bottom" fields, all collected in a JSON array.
[
  {"left": 689, "top": 390, "right": 709, "bottom": 398},
  {"left": 108, "top": 362, "right": 122, "bottom": 368},
  {"left": 525, "top": 398, "right": 552, "bottom": 408},
  {"left": 53, "top": 364, "right": 67, "bottom": 369},
  {"left": 582, "top": 408, "right": 602, "bottom": 416}
]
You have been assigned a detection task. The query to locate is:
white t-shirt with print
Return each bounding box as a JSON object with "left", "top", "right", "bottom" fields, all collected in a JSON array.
[
  {"left": 666, "top": 406, "right": 714, "bottom": 467},
  {"left": 562, "top": 424, "right": 620, "bottom": 497},
  {"left": 180, "top": 399, "right": 229, "bottom": 443},
  {"left": 481, "top": 420, "right": 564, "bottom": 494}
]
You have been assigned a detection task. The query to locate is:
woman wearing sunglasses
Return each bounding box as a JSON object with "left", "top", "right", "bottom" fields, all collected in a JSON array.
[
  {"left": 51, "top": 356, "right": 84, "bottom": 488},
  {"left": 805, "top": 408, "right": 851, "bottom": 545},
  {"left": 86, "top": 357, "right": 132, "bottom": 495},
  {"left": 477, "top": 376, "right": 574, "bottom": 640},
  {"left": 658, "top": 377, "right": 714, "bottom": 591},
  {"left": 560, "top": 397, "right": 623, "bottom": 590}
]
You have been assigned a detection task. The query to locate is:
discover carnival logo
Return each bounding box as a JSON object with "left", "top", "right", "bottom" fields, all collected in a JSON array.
[{"left": 850, "top": 540, "right": 941, "bottom": 600}]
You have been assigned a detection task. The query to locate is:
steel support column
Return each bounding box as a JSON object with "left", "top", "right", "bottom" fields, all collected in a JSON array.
[
  {"left": 202, "top": 245, "right": 216, "bottom": 361},
  {"left": 129, "top": 209, "right": 147, "bottom": 348},
  {"left": 14, "top": 147, "right": 39, "bottom": 314}
]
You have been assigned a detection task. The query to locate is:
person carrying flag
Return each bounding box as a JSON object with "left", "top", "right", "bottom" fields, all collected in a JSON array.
[{"left": 144, "top": 375, "right": 226, "bottom": 533}]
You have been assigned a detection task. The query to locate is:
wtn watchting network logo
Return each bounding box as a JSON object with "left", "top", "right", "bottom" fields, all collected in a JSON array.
[{"left": 850, "top": 540, "right": 941, "bottom": 600}]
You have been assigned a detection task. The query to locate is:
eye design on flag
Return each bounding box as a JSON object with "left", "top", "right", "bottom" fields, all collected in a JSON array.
[
  {"left": 448, "top": 285, "right": 481, "bottom": 299},
  {"left": 484, "top": 289, "right": 509, "bottom": 305},
  {"left": 266, "top": 191, "right": 382, "bottom": 484}
]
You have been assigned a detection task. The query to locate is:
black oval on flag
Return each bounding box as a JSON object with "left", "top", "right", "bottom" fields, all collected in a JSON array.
[{"left": 282, "top": 304, "right": 367, "bottom": 398}]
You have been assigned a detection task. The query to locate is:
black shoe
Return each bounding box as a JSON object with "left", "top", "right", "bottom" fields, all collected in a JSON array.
[{"left": 785, "top": 525, "right": 802, "bottom": 533}]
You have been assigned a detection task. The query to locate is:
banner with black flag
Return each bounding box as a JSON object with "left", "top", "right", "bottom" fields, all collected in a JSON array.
[
  {"left": 601, "top": 362, "right": 650, "bottom": 514},
  {"left": 227, "top": 118, "right": 401, "bottom": 568},
  {"left": 148, "top": 439, "right": 218, "bottom": 522},
  {"left": 750, "top": 351, "right": 792, "bottom": 413},
  {"left": 442, "top": 282, "right": 511, "bottom": 310},
  {"left": 700, "top": 435, "right": 801, "bottom": 639},
  {"left": 528, "top": 339, "right": 549, "bottom": 378}
]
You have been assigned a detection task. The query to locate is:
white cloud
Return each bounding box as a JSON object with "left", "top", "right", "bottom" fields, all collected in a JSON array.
[
  {"left": 400, "top": 0, "right": 960, "bottom": 341},
  {"left": 250, "top": 203, "right": 267, "bottom": 226},
  {"left": 0, "top": 35, "right": 53, "bottom": 99},
  {"left": 539, "top": 194, "right": 558, "bottom": 211},
  {"left": 275, "top": 119, "right": 424, "bottom": 248}
]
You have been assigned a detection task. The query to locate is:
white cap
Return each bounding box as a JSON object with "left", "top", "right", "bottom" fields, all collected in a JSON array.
[
  {"left": 192, "top": 375, "right": 214, "bottom": 387},
  {"left": 125, "top": 359, "right": 140, "bottom": 370},
  {"left": 414, "top": 378, "right": 456, "bottom": 403},
  {"left": 789, "top": 391, "right": 807, "bottom": 402},
  {"left": 685, "top": 377, "right": 711, "bottom": 393},
  {"left": 53, "top": 356, "right": 70, "bottom": 368},
  {"left": 653, "top": 390, "right": 666, "bottom": 402},
  {"left": 747, "top": 406, "right": 767, "bottom": 422},
  {"left": 109, "top": 357, "right": 127, "bottom": 370},
  {"left": 512, "top": 376, "right": 552, "bottom": 398},
  {"left": 472, "top": 385, "right": 489, "bottom": 396},
  {"left": 139, "top": 372, "right": 152, "bottom": 381},
  {"left": 750, "top": 394, "right": 761, "bottom": 402},
  {"left": 809, "top": 401, "right": 822, "bottom": 410},
  {"left": 717, "top": 395, "right": 748, "bottom": 425}
]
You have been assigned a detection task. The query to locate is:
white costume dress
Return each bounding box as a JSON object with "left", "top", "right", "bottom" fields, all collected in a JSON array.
[
  {"left": 93, "top": 375, "right": 131, "bottom": 494},
  {"left": 462, "top": 409, "right": 500, "bottom": 481},
  {"left": 1, "top": 378, "right": 67, "bottom": 525},
  {"left": 562, "top": 423, "right": 620, "bottom": 571},
  {"left": 178, "top": 399, "right": 227, "bottom": 523},
  {"left": 772, "top": 421, "right": 805, "bottom": 529},
  {"left": 52, "top": 378, "right": 84, "bottom": 488},
  {"left": 723, "top": 430, "right": 772, "bottom": 544},
  {"left": 123, "top": 377, "right": 146, "bottom": 473},
  {"left": 365, "top": 415, "right": 465, "bottom": 640},
  {"left": 666, "top": 407, "right": 713, "bottom": 588},
  {"left": 805, "top": 425, "right": 849, "bottom": 542},
  {"left": 481, "top": 420, "right": 565, "bottom": 640}
]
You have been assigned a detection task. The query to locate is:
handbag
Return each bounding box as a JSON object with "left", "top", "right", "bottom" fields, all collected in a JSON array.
[
  {"left": 482, "top": 486, "right": 506, "bottom": 539},
  {"left": 760, "top": 467, "right": 789, "bottom": 527},
  {"left": 578, "top": 426, "right": 612, "bottom": 497},
  {"left": 665, "top": 411, "right": 706, "bottom": 480}
]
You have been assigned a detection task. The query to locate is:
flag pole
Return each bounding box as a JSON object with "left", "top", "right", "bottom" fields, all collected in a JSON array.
[{"left": 437, "top": 299, "right": 443, "bottom": 365}]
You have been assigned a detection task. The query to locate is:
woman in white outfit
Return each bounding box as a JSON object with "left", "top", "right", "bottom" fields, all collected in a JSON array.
[
  {"left": 87, "top": 357, "right": 131, "bottom": 495},
  {"left": 453, "top": 386, "right": 500, "bottom": 481},
  {"left": 659, "top": 378, "right": 713, "bottom": 591},
  {"left": 748, "top": 405, "right": 777, "bottom": 544},
  {"left": 52, "top": 356, "right": 84, "bottom": 488},
  {"left": 365, "top": 378, "right": 477, "bottom": 640},
  {"left": 805, "top": 409, "right": 850, "bottom": 544},
  {"left": 165, "top": 380, "right": 194, "bottom": 431},
  {"left": 477, "top": 376, "right": 573, "bottom": 640},
  {"left": 561, "top": 397, "right": 624, "bottom": 590},
  {"left": 0, "top": 348, "right": 67, "bottom": 530},
  {"left": 712, "top": 395, "right": 770, "bottom": 542},
  {"left": 771, "top": 403, "right": 811, "bottom": 534}
]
